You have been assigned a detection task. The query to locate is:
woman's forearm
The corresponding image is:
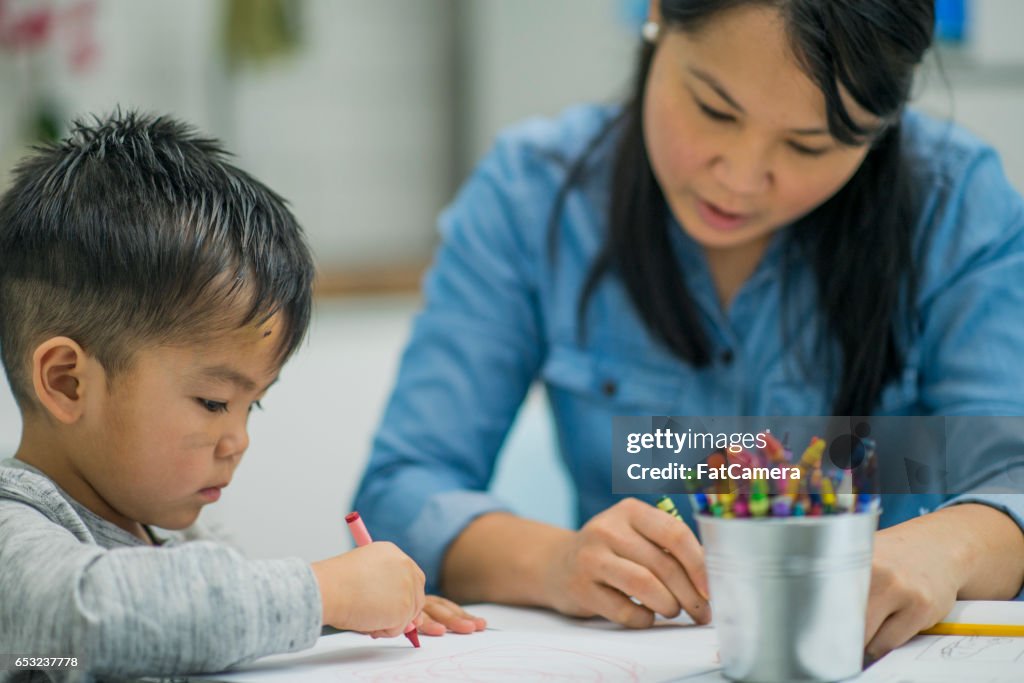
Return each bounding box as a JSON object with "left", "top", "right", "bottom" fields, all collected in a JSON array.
[
  {"left": 942, "top": 503, "right": 1024, "bottom": 599},
  {"left": 440, "top": 512, "right": 573, "bottom": 606}
]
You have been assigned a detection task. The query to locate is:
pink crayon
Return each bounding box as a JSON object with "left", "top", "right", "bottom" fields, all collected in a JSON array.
[{"left": 345, "top": 511, "right": 421, "bottom": 648}]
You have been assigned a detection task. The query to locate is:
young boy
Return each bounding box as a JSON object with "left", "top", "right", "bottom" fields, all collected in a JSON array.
[{"left": 0, "top": 112, "right": 481, "bottom": 683}]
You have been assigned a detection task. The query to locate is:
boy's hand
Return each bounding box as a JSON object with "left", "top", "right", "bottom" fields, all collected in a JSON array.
[
  {"left": 417, "top": 595, "right": 487, "bottom": 636},
  {"left": 311, "top": 541, "right": 425, "bottom": 637}
]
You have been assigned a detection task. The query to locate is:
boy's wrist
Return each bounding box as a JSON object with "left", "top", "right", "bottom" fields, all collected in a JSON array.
[{"left": 310, "top": 559, "right": 345, "bottom": 627}]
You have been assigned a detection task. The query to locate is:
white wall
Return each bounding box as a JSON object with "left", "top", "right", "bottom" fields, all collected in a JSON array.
[
  {"left": 914, "top": 58, "right": 1024, "bottom": 192},
  {"left": 2, "top": 0, "right": 456, "bottom": 269},
  {"left": 458, "top": 0, "right": 635, "bottom": 170}
]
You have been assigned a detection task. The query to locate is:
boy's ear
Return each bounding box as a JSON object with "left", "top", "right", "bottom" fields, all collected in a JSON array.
[{"left": 31, "top": 337, "right": 95, "bottom": 424}]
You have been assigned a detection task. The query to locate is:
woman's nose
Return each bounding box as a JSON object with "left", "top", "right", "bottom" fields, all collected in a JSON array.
[{"left": 711, "top": 140, "right": 773, "bottom": 196}]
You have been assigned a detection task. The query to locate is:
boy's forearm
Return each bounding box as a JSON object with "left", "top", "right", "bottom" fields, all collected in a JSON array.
[
  {"left": 440, "top": 512, "right": 573, "bottom": 606},
  {"left": 2, "top": 517, "right": 321, "bottom": 677}
]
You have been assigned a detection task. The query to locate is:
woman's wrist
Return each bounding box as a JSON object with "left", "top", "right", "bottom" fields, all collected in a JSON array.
[
  {"left": 937, "top": 503, "right": 1024, "bottom": 599},
  {"left": 441, "top": 512, "right": 574, "bottom": 607}
]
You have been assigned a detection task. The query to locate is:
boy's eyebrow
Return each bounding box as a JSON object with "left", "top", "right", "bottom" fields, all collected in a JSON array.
[
  {"left": 687, "top": 66, "right": 831, "bottom": 137},
  {"left": 199, "top": 365, "right": 278, "bottom": 393}
]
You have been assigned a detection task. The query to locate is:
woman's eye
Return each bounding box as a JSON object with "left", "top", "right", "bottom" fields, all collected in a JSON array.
[
  {"left": 197, "top": 398, "right": 228, "bottom": 414},
  {"left": 788, "top": 141, "right": 829, "bottom": 157},
  {"left": 697, "top": 101, "right": 736, "bottom": 123}
]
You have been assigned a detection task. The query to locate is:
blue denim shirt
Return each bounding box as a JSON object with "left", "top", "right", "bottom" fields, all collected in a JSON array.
[{"left": 354, "top": 104, "right": 1024, "bottom": 596}]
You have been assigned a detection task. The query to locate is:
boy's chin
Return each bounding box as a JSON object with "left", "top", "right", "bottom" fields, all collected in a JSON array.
[{"left": 148, "top": 506, "right": 203, "bottom": 531}]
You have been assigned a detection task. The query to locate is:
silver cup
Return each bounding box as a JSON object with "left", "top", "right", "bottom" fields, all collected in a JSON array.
[{"left": 697, "top": 512, "right": 879, "bottom": 683}]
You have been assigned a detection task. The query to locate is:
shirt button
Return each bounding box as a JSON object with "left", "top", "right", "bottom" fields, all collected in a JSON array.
[
  {"left": 720, "top": 349, "right": 735, "bottom": 365},
  {"left": 601, "top": 380, "right": 618, "bottom": 397}
]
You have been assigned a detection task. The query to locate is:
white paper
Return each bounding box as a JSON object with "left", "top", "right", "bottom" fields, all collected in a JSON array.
[
  {"left": 941, "top": 600, "right": 1024, "bottom": 626},
  {"left": 190, "top": 602, "right": 1024, "bottom": 682},
  {"left": 192, "top": 604, "right": 722, "bottom": 682},
  {"left": 856, "top": 634, "right": 1024, "bottom": 683}
]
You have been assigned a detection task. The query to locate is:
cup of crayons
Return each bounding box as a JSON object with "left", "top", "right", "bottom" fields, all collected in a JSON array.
[{"left": 675, "top": 432, "right": 880, "bottom": 683}]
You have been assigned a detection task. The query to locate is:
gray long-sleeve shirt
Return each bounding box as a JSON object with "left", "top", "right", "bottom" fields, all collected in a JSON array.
[{"left": 0, "top": 458, "right": 322, "bottom": 683}]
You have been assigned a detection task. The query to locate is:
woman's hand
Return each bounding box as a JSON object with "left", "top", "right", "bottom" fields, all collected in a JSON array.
[
  {"left": 417, "top": 595, "right": 487, "bottom": 636},
  {"left": 541, "top": 498, "right": 711, "bottom": 628},
  {"left": 864, "top": 516, "right": 961, "bottom": 660},
  {"left": 865, "top": 503, "right": 1024, "bottom": 661}
]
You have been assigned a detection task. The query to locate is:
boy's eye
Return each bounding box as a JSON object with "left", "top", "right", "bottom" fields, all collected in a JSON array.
[
  {"left": 697, "top": 100, "right": 736, "bottom": 123},
  {"left": 248, "top": 400, "right": 263, "bottom": 414},
  {"left": 197, "top": 398, "right": 228, "bottom": 414}
]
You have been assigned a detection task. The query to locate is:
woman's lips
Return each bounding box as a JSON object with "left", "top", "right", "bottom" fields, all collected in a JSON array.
[{"left": 696, "top": 197, "right": 752, "bottom": 232}]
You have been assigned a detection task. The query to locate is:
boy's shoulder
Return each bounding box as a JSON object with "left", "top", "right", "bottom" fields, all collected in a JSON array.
[
  {"left": 0, "top": 458, "right": 218, "bottom": 548},
  {"left": 0, "top": 458, "right": 96, "bottom": 543}
]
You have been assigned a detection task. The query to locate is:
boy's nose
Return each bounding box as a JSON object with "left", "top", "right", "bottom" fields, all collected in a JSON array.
[{"left": 214, "top": 428, "right": 249, "bottom": 460}]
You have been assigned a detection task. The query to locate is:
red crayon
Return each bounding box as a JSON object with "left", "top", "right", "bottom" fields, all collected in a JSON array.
[
  {"left": 345, "top": 511, "right": 421, "bottom": 648},
  {"left": 760, "top": 432, "right": 786, "bottom": 463}
]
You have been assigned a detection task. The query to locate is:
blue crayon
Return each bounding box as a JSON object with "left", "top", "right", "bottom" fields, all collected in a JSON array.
[
  {"left": 693, "top": 492, "right": 709, "bottom": 514},
  {"left": 855, "top": 492, "right": 877, "bottom": 513}
]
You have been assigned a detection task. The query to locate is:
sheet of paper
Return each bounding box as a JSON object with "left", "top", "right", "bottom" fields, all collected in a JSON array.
[
  {"left": 942, "top": 600, "right": 1024, "bottom": 626},
  {"left": 190, "top": 602, "right": 1023, "bottom": 683},
  {"left": 851, "top": 600, "right": 1024, "bottom": 683},
  {"left": 191, "top": 604, "right": 722, "bottom": 683},
  {"left": 856, "top": 633, "right": 1024, "bottom": 683}
]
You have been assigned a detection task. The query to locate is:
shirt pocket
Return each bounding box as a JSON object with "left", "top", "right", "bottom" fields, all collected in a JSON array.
[
  {"left": 540, "top": 344, "right": 690, "bottom": 413},
  {"left": 762, "top": 363, "right": 920, "bottom": 415}
]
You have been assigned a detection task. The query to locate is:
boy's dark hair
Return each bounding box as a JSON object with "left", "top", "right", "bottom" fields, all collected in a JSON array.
[{"left": 0, "top": 110, "right": 315, "bottom": 408}]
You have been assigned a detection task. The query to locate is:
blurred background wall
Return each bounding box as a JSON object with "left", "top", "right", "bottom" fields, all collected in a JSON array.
[{"left": 0, "top": 0, "right": 1022, "bottom": 562}]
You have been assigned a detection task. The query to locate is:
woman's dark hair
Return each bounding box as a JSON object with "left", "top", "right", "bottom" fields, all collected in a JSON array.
[{"left": 567, "top": 0, "right": 935, "bottom": 415}]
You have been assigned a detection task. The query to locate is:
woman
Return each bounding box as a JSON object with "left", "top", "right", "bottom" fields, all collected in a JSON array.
[{"left": 355, "top": 0, "right": 1024, "bottom": 659}]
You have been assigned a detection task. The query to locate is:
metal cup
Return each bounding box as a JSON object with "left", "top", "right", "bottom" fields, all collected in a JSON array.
[{"left": 697, "top": 512, "right": 879, "bottom": 683}]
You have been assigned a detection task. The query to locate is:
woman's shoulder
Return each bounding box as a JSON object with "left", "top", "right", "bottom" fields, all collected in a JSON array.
[
  {"left": 901, "top": 109, "right": 1024, "bottom": 304},
  {"left": 440, "top": 104, "right": 620, "bottom": 263},
  {"left": 477, "top": 103, "right": 622, "bottom": 186},
  {"left": 900, "top": 108, "right": 1014, "bottom": 189}
]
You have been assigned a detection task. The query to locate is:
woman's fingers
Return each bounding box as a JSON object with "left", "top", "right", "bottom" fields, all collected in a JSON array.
[
  {"left": 553, "top": 498, "right": 712, "bottom": 627},
  {"left": 598, "top": 553, "right": 682, "bottom": 619},
  {"left": 866, "top": 607, "right": 923, "bottom": 662},
  {"left": 608, "top": 531, "right": 711, "bottom": 623},
  {"left": 621, "top": 505, "right": 712, "bottom": 623},
  {"left": 629, "top": 501, "right": 710, "bottom": 601},
  {"left": 587, "top": 581, "right": 657, "bottom": 629}
]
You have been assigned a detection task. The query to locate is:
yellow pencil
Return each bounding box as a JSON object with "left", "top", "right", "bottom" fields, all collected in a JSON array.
[{"left": 920, "top": 622, "right": 1024, "bottom": 637}]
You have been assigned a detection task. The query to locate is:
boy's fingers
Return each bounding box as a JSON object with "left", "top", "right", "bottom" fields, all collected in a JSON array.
[
  {"left": 427, "top": 596, "right": 488, "bottom": 630},
  {"left": 417, "top": 619, "right": 447, "bottom": 637},
  {"left": 424, "top": 598, "right": 481, "bottom": 633}
]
